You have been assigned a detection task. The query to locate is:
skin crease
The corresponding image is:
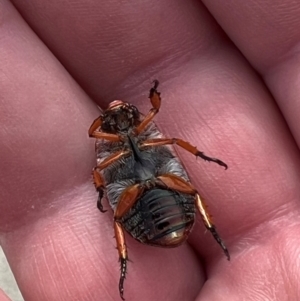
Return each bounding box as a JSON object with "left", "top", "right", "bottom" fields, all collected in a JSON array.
[{"left": 0, "top": 0, "right": 300, "bottom": 300}]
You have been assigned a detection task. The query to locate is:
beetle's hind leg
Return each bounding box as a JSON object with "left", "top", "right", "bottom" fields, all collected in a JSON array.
[
  {"left": 195, "top": 194, "right": 230, "bottom": 260},
  {"left": 113, "top": 184, "right": 145, "bottom": 300},
  {"left": 156, "top": 174, "right": 230, "bottom": 260},
  {"left": 114, "top": 221, "right": 127, "bottom": 301}
]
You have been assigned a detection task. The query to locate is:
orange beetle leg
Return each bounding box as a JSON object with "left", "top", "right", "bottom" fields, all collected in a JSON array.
[
  {"left": 140, "top": 137, "right": 228, "bottom": 169},
  {"left": 89, "top": 116, "right": 122, "bottom": 141},
  {"left": 156, "top": 174, "right": 197, "bottom": 195},
  {"left": 92, "top": 170, "right": 107, "bottom": 212},
  {"left": 95, "top": 150, "right": 131, "bottom": 172},
  {"left": 134, "top": 80, "right": 161, "bottom": 135},
  {"left": 114, "top": 184, "right": 145, "bottom": 219},
  {"left": 113, "top": 183, "right": 145, "bottom": 300},
  {"left": 88, "top": 116, "right": 103, "bottom": 137},
  {"left": 195, "top": 194, "right": 230, "bottom": 260},
  {"left": 156, "top": 174, "right": 230, "bottom": 259},
  {"left": 90, "top": 131, "right": 122, "bottom": 142},
  {"left": 93, "top": 150, "right": 131, "bottom": 212},
  {"left": 114, "top": 221, "right": 127, "bottom": 301}
]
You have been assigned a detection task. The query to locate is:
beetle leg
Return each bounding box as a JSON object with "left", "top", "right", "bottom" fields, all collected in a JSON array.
[
  {"left": 134, "top": 80, "right": 161, "bottom": 135},
  {"left": 114, "top": 221, "right": 127, "bottom": 301},
  {"left": 89, "top": 116, "right": 123, "bottom": 141},
  {"left": 114, "top": 184, "right": 145, "bottom": 219},
  {"left": 195, "top": 194, "right": 230, "bottom": 260},
  {"left": 90, "top": 131, "right": 122, "bottom": 142},
  {"left": 89, "top": 116, "right": 103, "bottom": 136},
  {"left": 93, "top": 150, "right": 131, "bottom": 212},
  {"left": 113, "top": 184, "right": 145, "bottom": 300},
  {"left": 156, "top": 174, "right": 197, "bottom": 195},
  {"left": 140, "top": 138, "right": 227, "bottom": 169},
  {"left": 95, "top": 150, "right": 131, "bottom": 172},
  {"left": 156, "top": 174, "right": 229, "bottom": 260},
  {"left": 93, "top": 170, "right": 107, "bottom": 212}
]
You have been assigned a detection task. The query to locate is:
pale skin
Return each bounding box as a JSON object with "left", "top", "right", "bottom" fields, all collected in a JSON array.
[{"left": 1, "top": 0, "right": 300, "bottom": 300}]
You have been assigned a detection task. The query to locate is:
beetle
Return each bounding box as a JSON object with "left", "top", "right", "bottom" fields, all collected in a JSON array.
[{"left": 88, "top": 80, "right": 229, "bottom": 300}]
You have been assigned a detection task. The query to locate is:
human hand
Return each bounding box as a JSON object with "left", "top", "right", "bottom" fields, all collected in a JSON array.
[{"left": 1, "top": 0, "right": 300, "bottom": 300}]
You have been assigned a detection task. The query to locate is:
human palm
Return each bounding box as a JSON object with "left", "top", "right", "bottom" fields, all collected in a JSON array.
[{"left": 1, "top": 1, "right": 300, "bottom": 301}]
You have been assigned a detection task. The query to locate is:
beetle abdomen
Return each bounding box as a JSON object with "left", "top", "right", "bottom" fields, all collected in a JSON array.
[{"left": 121, "top": 188, "right": 195, "bottom": 247}]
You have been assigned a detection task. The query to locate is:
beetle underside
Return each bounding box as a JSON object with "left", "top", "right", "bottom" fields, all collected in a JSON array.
[{"left": 89, "top": 80, "right": 229, "bottom": 300}]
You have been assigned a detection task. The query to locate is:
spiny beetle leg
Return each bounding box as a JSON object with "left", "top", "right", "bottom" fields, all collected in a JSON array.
[
  {"left": 195, "top": 194, "right": 230, "bottom": 260},
  {"left": 210, "top": 226, "right": 230, "bottom": 260},
  {"left": 114, "top": 221, "right": 128, "bottom": 300}
]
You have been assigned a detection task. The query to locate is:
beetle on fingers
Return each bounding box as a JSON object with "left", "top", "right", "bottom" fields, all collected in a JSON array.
[{"left": 89, "top": 80, "right": 229, "bottom": 300}]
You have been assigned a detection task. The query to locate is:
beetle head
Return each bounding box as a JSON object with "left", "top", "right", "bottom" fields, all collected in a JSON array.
[{"left": 101, "top": 100, "right": 140, "bottom": 133}]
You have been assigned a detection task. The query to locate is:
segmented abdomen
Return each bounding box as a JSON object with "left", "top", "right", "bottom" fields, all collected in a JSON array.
[{"left": 121, "top": 188, "right": 195, "bottom": 247}]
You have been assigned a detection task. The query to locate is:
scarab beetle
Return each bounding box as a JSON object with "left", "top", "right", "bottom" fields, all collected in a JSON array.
[{"left": 88, "top": 80, "right": 229, "bottom": 300}]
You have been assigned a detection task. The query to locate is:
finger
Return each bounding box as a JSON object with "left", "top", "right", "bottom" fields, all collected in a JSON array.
[
  {"left": 0, "top": 247, "right": 22, "bottom": 301},
  {"left": 10, "top": 0, "right": 226, "bottom": 103},
  {"left": 0, "top": 1, "right": 203, "bottom": 300},
  {"left": 0, "top": 0, "right": 95, "bottom": 228},
  {"left": 202, "top": 0, "right": 300, "bottom": 147},
  {"left": 6, "top": 0, "right": 238, "bottom": 258},
  {"left": 9, "top": 0, "right": 300, "bottom": 259},
  {"left": 2, "top": 197, "right": 203, "bottom": 301},
  {"left": 4, "top": 1, "right": 300, "bottom": 300},
  {"left": 0, "top": 289, "right": 12, "bottom": 301}
]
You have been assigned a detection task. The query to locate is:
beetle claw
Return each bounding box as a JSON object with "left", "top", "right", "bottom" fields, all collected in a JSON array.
[{"left": 196, "top": 151, "right": 228, "bottom": 170}]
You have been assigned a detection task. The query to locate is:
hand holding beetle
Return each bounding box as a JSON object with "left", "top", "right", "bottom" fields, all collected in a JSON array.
[
  {"left": 89, "top": 80, "right": 229, "bottom": 299},
  {"left": 1, "top": 1, "right": 300, "bottom": 301}
]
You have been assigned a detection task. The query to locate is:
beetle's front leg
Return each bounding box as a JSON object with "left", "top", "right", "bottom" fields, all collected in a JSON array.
[
  {"left": 89, "top": 116, "right": 123, "bottom": 141},
  {"left": 134, "top": 80, "right": 161, "bottom": 135}
]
